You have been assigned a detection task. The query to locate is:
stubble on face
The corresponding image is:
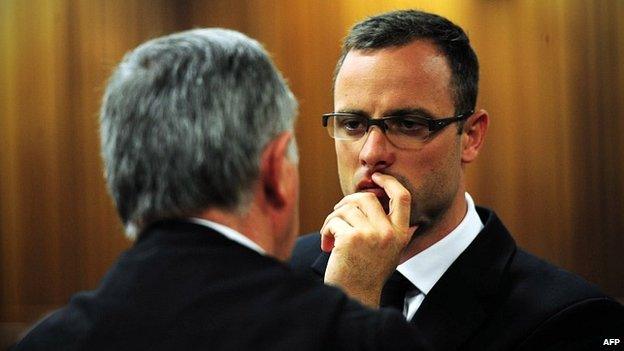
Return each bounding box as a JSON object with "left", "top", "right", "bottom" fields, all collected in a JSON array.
[
  {"left": 333, "top": 41, "right": 466, "bottom": 241},
  {"left": 339, "top": 157, "right": 460, "bottom": 237}
]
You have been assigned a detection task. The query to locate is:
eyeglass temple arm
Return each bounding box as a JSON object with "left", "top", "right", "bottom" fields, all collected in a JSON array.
[{"left": 429, "top": 111, "right": 473, "bottom": 131}]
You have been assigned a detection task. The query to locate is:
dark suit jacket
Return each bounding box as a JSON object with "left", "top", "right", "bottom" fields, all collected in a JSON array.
[
  {"left": 13, "top": 220, "right": 431, "bottom": 351},
  {"left": 290, "top": 207, "right": 624, "bottom": 351}
]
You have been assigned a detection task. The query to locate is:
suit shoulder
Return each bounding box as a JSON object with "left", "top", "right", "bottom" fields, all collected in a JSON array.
[
  {"left": 516, "top": 290, "right": 624, "bottom": 349},
  {"left": 295, "top": 232, "right": 321, "bottom": 250},
  {"left": 290, "top": 232, "right": 322, "bottom": 270},
  {"left": 502, "top": 248, "right": 623, "bottom": 336},
  {"left": 510, "top": 249, "right": 607, "bottom": 302},
  {"left": 470, "top": 247, "right": 624, "bottom": 349}
]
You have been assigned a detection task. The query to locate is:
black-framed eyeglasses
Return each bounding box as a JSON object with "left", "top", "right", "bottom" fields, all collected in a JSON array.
[{"left": 321, "top": 111, "right": 473, "bottom": 149}]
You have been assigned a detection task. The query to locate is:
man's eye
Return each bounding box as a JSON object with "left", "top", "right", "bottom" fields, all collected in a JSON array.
[
  {"left": 393, "top": 118, "right": 426, "bottom": 132},
  {"left": 338, "top": 118, "right": 365, "bottom": 132},
  {"left": 399, "top": 119, "right": 418, "bottom": 129}
]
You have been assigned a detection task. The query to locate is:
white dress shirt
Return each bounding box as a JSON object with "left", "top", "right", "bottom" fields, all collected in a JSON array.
[
  {"left": 187, "top": 217, "right": 266, "bottom": 255},
  {"left": 397, "top": 192, "right": 484, "bottom": 320}
]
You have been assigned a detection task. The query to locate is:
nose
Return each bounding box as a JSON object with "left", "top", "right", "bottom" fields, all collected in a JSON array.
[{"left": 358, "top": 126, "right": 396, "bottom": 169}]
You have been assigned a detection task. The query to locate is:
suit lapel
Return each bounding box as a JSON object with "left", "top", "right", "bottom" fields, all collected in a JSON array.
[
  {"left": 411, "top": 208, "right": 517, "bottom": 350},
  {"left": 311, "top": 251, "right": 330, "bottom": 277}
]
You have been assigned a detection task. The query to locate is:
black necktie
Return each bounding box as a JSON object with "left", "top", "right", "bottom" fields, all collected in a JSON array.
[{"left": 380, "top": 271, "right": 413, "bottom": 311}]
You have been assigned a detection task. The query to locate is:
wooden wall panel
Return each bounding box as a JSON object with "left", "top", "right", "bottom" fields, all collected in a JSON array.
[
  {"left": 463, "top": 1, "right": 624, "bottom": 294},
  {"left": 1, "top": 1, "right": 622, "bottom": 345},
  {"left": 1, "top": 0, "right": 70, "bottom": 324},
  {"left": 0, "top": 1, "right": 188, "bottom": 344}
]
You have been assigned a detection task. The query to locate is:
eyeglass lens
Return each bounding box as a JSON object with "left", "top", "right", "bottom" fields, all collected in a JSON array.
[{"left": 326, "top": 115, "right": 431, "bottom": 149}]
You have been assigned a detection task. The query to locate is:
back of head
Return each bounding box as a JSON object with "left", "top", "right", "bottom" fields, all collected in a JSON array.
[
  {"left": 335, "top": 9, "right": 479, "bottom": 115},
  {"left": 100, "top": 28, "right": 298, "bottom": 239}
]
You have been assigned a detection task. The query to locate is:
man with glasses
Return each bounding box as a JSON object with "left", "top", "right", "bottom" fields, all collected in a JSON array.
[{"left": 291, "top": 9, "right": 624, "bottom": 350}]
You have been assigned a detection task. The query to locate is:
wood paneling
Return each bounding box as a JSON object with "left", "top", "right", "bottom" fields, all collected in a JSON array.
[
  {"left": 0, "top": 0, "right": 183, "bottom": 333},
  {"left": 1, "top": 1, "right": 623, "bottom": 343},
  {"left": 463, "top": 1, "right": 624, "bottom": 295}
]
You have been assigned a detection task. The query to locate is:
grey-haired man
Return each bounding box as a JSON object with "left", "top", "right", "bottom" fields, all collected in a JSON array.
[{"left": 13, "top": 29, "right": 430, "bottom": 351}]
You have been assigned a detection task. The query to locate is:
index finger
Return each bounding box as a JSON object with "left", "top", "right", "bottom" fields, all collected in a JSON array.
[{"left": 371, "top": 173, "right": 411, "bottom": 228}]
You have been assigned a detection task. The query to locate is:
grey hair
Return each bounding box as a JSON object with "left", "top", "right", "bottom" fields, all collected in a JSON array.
[{"left": 100, "top": 28, "right": 298, "bottom": 239}]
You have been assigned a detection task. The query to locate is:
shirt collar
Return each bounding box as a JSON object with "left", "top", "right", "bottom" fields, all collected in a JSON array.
[
  {"left": 397, "top": 192, "right": 484, "bottom": 295},
  {"left": 186, "top": 217, "right": 266, "bottom": 255}
]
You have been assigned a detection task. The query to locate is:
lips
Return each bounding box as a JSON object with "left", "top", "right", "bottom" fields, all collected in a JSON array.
[{"left": 356, "top": 180, "right": 390, "bottom": 213}]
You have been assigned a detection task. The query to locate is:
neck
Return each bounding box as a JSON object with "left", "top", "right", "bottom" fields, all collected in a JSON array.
[
  {"left": 399, "top": 190, "right": 468, "bottom": 263},
  {"left": 196, "top": 204, "right": 274, "bottom": 255}
]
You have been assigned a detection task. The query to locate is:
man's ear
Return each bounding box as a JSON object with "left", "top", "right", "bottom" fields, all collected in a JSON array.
[
  {"left": 260, "top": 132, "right": 294, "bottom": 208},
  {"left": 461, "top": 109, "right": 489, "bottom": 164}
]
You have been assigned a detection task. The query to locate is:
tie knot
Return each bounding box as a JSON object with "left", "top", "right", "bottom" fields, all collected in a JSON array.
[{"left": 380, "top": 271, "right": 414, "bottom": 311}]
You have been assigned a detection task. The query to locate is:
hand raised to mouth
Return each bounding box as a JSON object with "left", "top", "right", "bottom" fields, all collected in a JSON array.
[
  {"left": 321, "top": 172, "right": 417, "bottom": 308},
  {"left": 356, "top": 178, "right": 391, "bottom": 214}
]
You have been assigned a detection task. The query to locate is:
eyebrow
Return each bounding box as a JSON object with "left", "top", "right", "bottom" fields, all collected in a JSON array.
[{"left": 335, "top": 107, "right": 436, "bottom": 119}]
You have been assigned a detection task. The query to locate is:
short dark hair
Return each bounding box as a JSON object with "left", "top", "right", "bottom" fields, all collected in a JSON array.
[{"left": 334, "top": 9, "right": 479, "bottom": 115}]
